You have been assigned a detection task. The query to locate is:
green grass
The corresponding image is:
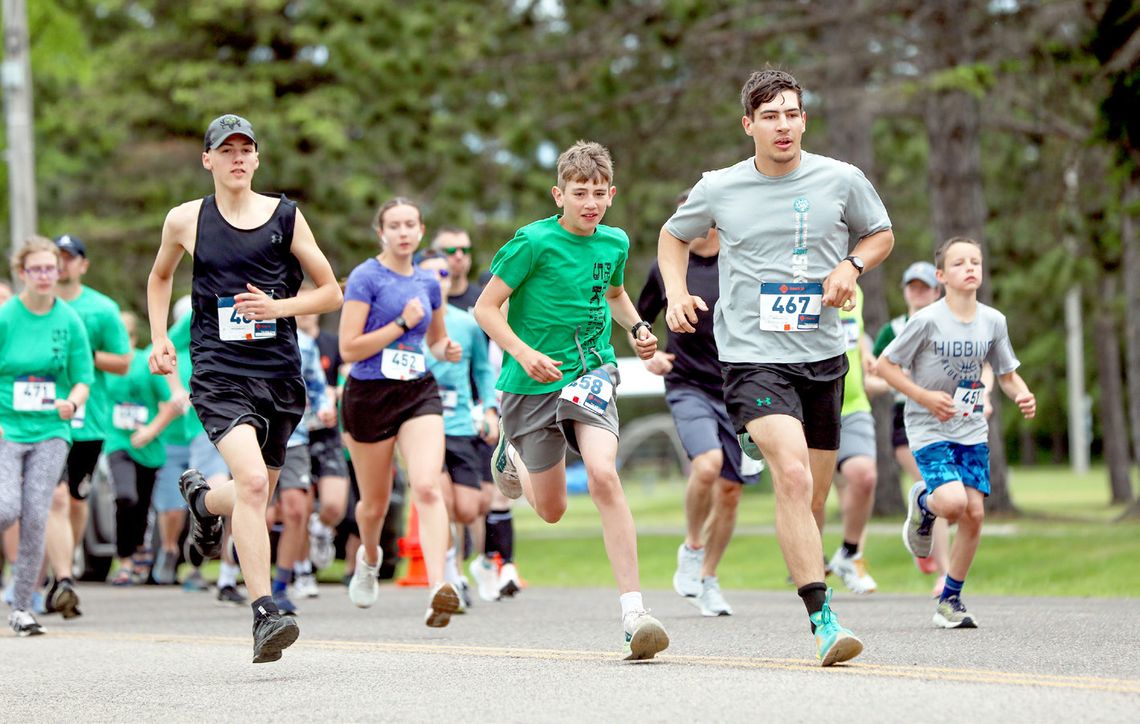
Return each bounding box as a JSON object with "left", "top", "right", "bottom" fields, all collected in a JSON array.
[{"left": 501, "top": 464, "right": 1140, "bottom": 597}]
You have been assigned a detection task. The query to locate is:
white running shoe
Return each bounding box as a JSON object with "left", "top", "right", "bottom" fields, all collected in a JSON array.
[
  {"left": 490, "top": 419, "right": 522, "bottom": 499},
  {"left": 292, "top": 572, "right": 320, "bottom": 599},
  {"left": 672, "top": 543, "right": 703, "bottom": 598},
  {"left": 308, "top": 513, "right": 336, "bottom": 571},
  {"left": 827, "top": 548, "right": 878, "bottom": 595},
  {"left": 425, "top": 581, "right": 460, "bottom": 628},
  {"left": 692, "top": 578, "right": 733, "bottom": 616},
  {"left": 9, "top": 609, "right": 45, "bottom": 637},
  {"left": 468, "top": 555, "right": 501, "bottom": 602},
  {"left": 454, "top": 578, "right": 471, "bottom": 612},
  {"left": 498, "top": 562, "right": 521, "bottom": 598},
  {"left": 622, "top": 610, "right": 669, "bottom": 661},
  {"left": 348, "top": 547, "right": 380, "bottom": 608}
]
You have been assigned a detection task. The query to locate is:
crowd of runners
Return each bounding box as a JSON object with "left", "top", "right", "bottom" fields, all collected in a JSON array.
[{"left": 0, "top": 69, "right": 1035, "bottom": 666}]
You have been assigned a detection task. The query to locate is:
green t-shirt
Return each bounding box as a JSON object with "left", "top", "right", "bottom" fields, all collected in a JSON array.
[
  {"left": 105, "top": 346, "right": 171, "bottom": 468},
  {"left": 840, "top": 287, "right": 871, "bottom": 416},
  {"left": 62, "top": 286, "right": 131, "bottom": 441},
  {"left": 158, "top": 311, "right": 204, "bottom": 445},
  {"left": 489, "top": 215, "right": 628, "bottom": 395},
  {"left": 0, "top": 297, "right": 95, "bottom": 444},
  {"left": 872, "top": 314, "right": 907, "bottom": 357}
]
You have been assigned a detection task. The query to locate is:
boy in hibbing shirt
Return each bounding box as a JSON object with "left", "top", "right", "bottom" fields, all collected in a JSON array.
[
  {"left": 473, "top": 140, "right": 669, "bottom": 660},
  {"left": 875, "top": 237, "right": 1035, "bottom": 629}
]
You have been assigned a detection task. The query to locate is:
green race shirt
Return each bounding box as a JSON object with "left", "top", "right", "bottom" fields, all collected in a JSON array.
[
  {"left": 490, "top": 215, "right": 628, "bottom": 395},
  {"left": 62, "top": 286, "right": 131, "bottom": 441},
  {"left": 104, "top": 346, "right": 171, "bottom": 468},
  {"left": 0, "top": 297, "right": 95, "bottom": 443},
  {"left": 158, "top": 311, "right": 204, "bottom": 445},
  {"left": 839, "top": 287, "right": 871, "bottom": 416}
]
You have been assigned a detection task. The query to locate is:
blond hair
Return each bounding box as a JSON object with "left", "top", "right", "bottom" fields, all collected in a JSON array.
[
  {"left": 556, "top": 140, "right": 613, "bottom": 190},
  {"left": 11, "top": 236, "right": 60, "bottom": 272}
]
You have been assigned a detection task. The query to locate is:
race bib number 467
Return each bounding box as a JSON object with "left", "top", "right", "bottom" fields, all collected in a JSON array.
[
  {"left": 217, "top": 296, "right": 276, "bottom": 342},
  {"left": 760, "top": 282, "right": 823, "bottom": 332}
]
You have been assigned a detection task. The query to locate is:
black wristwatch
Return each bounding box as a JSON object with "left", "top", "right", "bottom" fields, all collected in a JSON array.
[
  {"left": 394, "top": 315, "right": 410, "bottom": 331},
  {"left": 843, "top": 255, "right": 865, "bottom": 274},
  {"left": 631, "top": 320, "right": 652, "bottom": 339}
]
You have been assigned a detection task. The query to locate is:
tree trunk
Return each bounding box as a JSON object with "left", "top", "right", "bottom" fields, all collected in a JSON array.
[
  {"left": 1123, "top": 176, "right": 1140, "bottom": 470},
  {"left": 1094, "top": 275, "right": 1134, "bottom": 503}
]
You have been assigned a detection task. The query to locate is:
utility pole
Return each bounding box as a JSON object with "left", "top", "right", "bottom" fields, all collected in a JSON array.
[{"left": 2, "top": 0, "right": 37, "bottom": 268}]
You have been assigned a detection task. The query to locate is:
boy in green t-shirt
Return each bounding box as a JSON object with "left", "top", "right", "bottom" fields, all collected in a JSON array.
[{"left": 473, "top": 140, "right": 669, "bottom": 660}]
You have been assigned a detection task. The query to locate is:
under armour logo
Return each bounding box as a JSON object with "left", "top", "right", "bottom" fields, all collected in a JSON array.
[
  {"left": 220, "top": 116, "right": 241, "bottom": 130},
  {"left": 756, "top": 397, "right": 772, "bottom": 407},
  {"left": 270, "top": 233, "right": 283, "bottom": 245}
]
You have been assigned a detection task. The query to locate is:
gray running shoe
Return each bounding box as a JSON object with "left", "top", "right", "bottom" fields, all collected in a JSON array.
[
  {"left": 693, "top": 578, "right": 733, "bottom": 617},
  {"left": 933, "top": 595, "right": 978, "bottom": 629},
  {"left": 490, "top": 419, "right": 522, "bottom": 499},
  {"left": 672, "top": 543, "right": 703, "bottom": 598},
  {"left": 622, "top": 610, "right": 670, "bottom": 661},
  {"left": 737, "top": 433, "right": 763, "bottom": 461},
  {"left": 902, "top": 481, "right": 936, "bottom": 558}
]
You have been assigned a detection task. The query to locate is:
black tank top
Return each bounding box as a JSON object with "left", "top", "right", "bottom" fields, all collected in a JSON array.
[{"left": 190, "top": 194, "right": 303, "bottom": 378}]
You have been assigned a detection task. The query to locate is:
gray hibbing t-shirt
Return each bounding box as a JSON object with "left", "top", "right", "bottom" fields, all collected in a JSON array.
[
  {"left": 664, "top": 152, "right": 891, "bottom": 364},
  {"left": 882, "top": 298, "right": 1020, "bottom": 450}
]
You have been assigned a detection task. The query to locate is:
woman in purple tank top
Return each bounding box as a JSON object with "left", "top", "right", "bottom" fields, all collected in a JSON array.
[{"left": 338, "top": 197, "right": 463, "bottom": 627}]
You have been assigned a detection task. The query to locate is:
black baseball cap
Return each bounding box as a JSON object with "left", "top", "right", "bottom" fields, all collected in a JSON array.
[
  {"left": 203, "top": 114, "right": 257, "bottom": 151},
  {"left": 54, "top": 234, "right": 87, "bottom": 258}
]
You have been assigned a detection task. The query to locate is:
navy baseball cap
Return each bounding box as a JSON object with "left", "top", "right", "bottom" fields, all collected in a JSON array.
[
  {"left": 204, "top": 114, "right": 257, "bottom": 151},
  {"left": 55, "top": 235, "right": 87, "bottom": 258}
]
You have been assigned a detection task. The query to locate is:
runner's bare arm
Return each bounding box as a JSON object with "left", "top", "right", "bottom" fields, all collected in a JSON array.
[
  {"left": 823, "top": 228, "right": 894, "bottom": 309},
  {"left": 241, "top": 209, "right": 342, "bottom": 320},
  {"left": 147, "top": 202, "right": 197, "bottom": 375},
  {"left": 657, "top": 226, "right": 706, "bottom": 334},
  {"left": 425, "top": 306, "right": 462, "bottom": 362},
  {"left": 607, "top": 284, "right": 657, "bottom": 360},
  {"left": 473, "top": 275, "right": 562, "bottom": 383},
  {"left": 338, "top": 300, "right": 406, "bottom": 363}
]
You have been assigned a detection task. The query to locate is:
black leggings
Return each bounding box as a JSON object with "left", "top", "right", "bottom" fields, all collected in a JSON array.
[{"left": 108, "top": 450, "right": 158, "bottom": 560}]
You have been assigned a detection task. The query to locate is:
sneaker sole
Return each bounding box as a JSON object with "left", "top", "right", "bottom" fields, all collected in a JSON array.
[
  {"left": 52, "top": 588, "right": 81, "bottom": 620},
  {"left": 672, "top": 572, "right": 700, "bottom": 599},
  {"left": 426, "top": 584, "right": 461, "bottom": 628},
  {"left": 252, "top": 620, "right": 300, "bottom": 664},
  {"left": 499, "top": 580, "right": 520, "bottom": 598},
  {"left": 15, "top": 626, "right": 46, "bottom": 637},
  {"left": 902, "top": 484, "right": 933, "bottom": 558},
  {"left": 624, "top": 621, "right": 670, "bottom": 661},
  {"left": 820, "top": 633, "right": 864, "bottom": 666},
  {"left": 933, "top": 612, "right": 978, "bottom": 629},
  {"left": 491, "top": 421, "right": 523, "bottom": 499}
]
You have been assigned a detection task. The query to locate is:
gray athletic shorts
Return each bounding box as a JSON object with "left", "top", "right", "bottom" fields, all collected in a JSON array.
[
  {"left": 501, "top": 367, "right": 621, "bottom": 473},
  {"left": 275, "top": 444, "right": 312, "bottom": 493},
  {"left": 665, "top": 385, "right": 758, "bottom": 485},
  {"left": 837, "top": 411, "right": 876, "bottom": 467}
]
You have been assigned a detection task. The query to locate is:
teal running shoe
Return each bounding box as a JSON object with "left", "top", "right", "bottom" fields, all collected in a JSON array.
[
  {"left": 737, "top": 432, "right": 763, "bottom": 461},
  {"left": 810, "top": 588, "right": 864, "bottom": 666}
]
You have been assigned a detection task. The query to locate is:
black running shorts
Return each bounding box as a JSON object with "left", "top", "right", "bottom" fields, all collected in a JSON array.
[
  {"left": 721, "top": 354, "right": 847, "bottom": 451},
  {"left": 189, "top": 369, "right": 306, "bottom": 470},
  {"left": 62, "top": 439, "right": 103, "bottom": 500},
  {"left": 340, "top": 373, "right": 443, "bottom": 444},
  {"left": 443, "top": 436, "right": 484, "bottom": 490}
]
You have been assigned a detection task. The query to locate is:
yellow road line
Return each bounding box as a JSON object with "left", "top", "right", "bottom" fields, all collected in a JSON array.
[{"left": 54, "top": 631, "right": 1140, "bottom": 695}]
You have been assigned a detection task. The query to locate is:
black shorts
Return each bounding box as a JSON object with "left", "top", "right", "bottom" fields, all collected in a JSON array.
[
  {"left": 443, "top": 436, "right": 484, "bottom": 490},
  {"left": 309, "top": 426, "right": 348, "bottom": 479},
  {"left": 341, "top": 373, "right": 442, "bottom": 443},
  {"left": 189, "top": 369, "right": 305, "bottom": 470},
  {"left": 722, "top": 354, "right": 848, "bottom": 451},
  {"left": 475, "top": 437, "right": 493, "bottom": 483},
  {"left": 891, "top": 402, "right": 909, "bottom": 448},
  {"left": 63, "top": 439, "right": 103, "bottom": 500}
]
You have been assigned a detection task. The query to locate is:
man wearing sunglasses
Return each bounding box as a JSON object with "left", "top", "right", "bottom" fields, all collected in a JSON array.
[{"left": 432, "top": 227, "right": 478, "bottom": 311}]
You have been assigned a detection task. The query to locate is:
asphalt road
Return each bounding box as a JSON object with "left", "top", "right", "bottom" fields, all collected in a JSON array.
[{"left": 1, "top": 582, "right": 1137, "bottom": 722}]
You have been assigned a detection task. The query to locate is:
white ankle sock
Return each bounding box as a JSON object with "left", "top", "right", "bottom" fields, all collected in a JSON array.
[
  {"left": 619, "top": 591, "right": 644, "bottom": 619},
  {"left": 218, "top": 562, "right": 240, "bottom": 588}
]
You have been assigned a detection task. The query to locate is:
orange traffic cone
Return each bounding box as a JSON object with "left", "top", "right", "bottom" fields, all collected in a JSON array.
[{"left": 396, "top": 503, "right": 429, "bottom": 587}]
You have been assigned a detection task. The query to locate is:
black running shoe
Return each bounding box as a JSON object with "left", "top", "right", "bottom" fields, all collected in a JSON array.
[
  {"left": 251, "top": 611, "right": 300, "bottom": 664},
  {"left": 179, "top": 469, "right": 223, "bottom": 559},
  {"left": 216, "top": 585, "right": 247, "bottom": 606}
]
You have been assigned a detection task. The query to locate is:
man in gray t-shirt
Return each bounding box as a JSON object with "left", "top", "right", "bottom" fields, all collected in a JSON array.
[{"left": 657, "top": 69, "right": 895, "bottom": 667}]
